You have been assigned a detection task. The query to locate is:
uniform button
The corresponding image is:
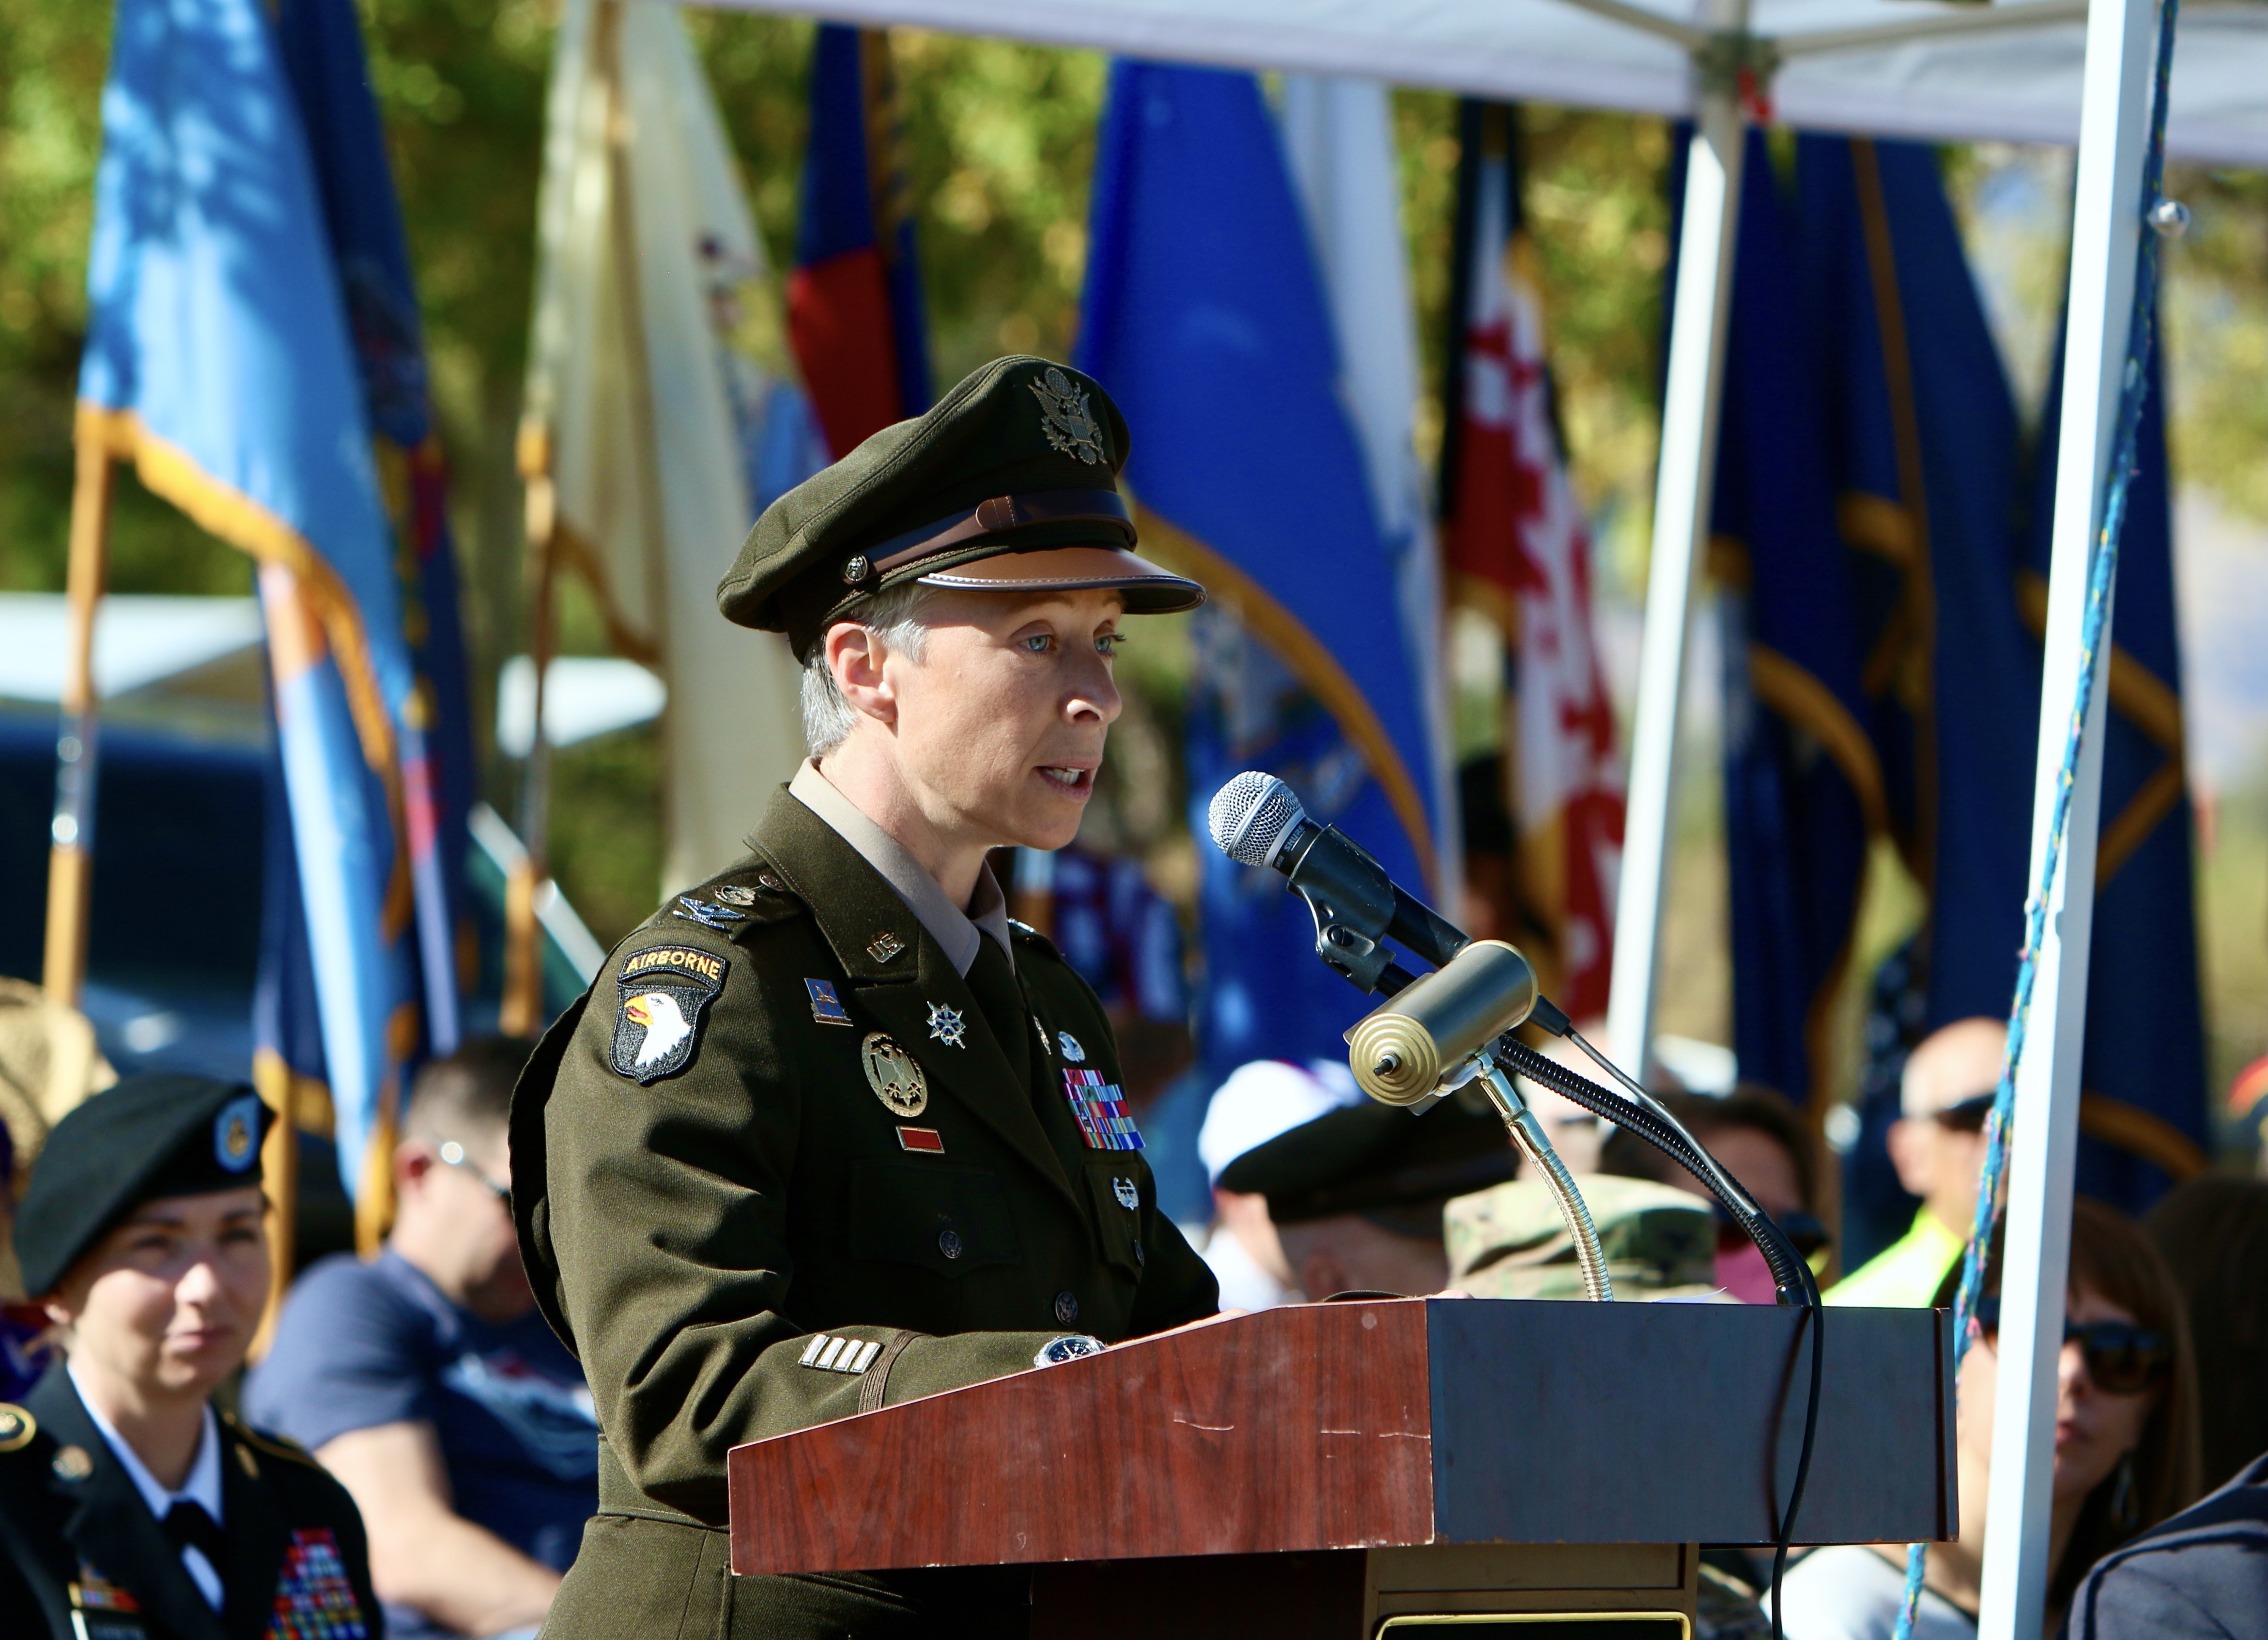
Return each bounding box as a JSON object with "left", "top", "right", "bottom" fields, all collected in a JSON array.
[
  {"left": 1054, "top": 1291, "right": 1079, "bottom": 1325},
  {"left": 1134, "top": 1239, "right": 1145, "bottom": 1267},
  {"left": 938, "top": 1230, "right": 963, "bottom": 1260}
]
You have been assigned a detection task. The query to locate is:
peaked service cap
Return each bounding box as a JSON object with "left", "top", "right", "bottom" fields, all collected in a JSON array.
[
  {"left": 1217, "top": 1087, "right": 1516, "bottom": 1232},
  {"left": 716, "top": 356, "right": 1203, "bottom": 657},
  {"left": 15, "top": 1073, "right": 272, "bottom": 1298}
]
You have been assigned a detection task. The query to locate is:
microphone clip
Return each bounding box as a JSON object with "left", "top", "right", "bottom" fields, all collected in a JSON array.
[{"left": 1299, "top": 884, "right": 1393, "bottom": 992}]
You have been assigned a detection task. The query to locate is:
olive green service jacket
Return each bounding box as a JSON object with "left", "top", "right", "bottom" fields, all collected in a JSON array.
[{"left": 513, "top": 786, "right": 1218, "bottom": 1636}]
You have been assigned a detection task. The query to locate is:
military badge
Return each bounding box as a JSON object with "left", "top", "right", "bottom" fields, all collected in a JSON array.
[
  {"left": 1057, "top": 1031, "right": 1086, "bottom": 1063},
  {"left": 1112, "top": 1176, "right": 1140, "bottom": 1211},
  {"left": 53, "top": 1443, "right": 93, "bottom": 1482},
  {"left": 926, "top": 1002, "right": 967, "bottom": 1048},
  {"left": 0, "top": 1402, "right": 33, "bottom": 1451},
  {"left": 1031, "top": 366, "right": 1105, "bottom": 464},
  {"left": 805, "top": 978, "right": 853, "bottom": 1026},
  {"left": 71, "top": 1559, "right": 144, "bottom": 1640},
  {"left": 611, "top": 947, "right": 727, "bottom": 1083},
  {"left": 670, "top": 895, "right": 744, "bottom": 930},
  {"left": 1061, "top": 1068, "right": 1144, "bottom": 1151},
  {"left": 267, "top": 1527, "right": 370, "bottom": 1639},
  {"left": 215, "top": 1091, "right": 262, "bottom": 1172},
  {"left": 862, "top": 1033, "right": 928, "bottom": 1118},
  {"left": 713, "top": 883, "right": 758, "bottom": 907},
  {"left": 867, "top": 930, "right": 906, "bottom": 963},
  {"left": 897, "top": 1127, "right": 946, "bottom": 1154}
]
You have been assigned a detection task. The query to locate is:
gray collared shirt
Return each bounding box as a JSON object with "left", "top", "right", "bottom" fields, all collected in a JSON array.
[{"left": 788, "top": 760, "right": 1014, "bottom": 977}]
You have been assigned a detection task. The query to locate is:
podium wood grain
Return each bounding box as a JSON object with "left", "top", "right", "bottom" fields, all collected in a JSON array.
[{"left": 727, "top": 1297, "right": 1952, "bottom": 1577}]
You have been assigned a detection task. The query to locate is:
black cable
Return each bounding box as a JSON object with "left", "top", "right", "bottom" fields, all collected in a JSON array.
[{"left": 1497, "top": 1018, "right": 1823, "bottom": 1640}]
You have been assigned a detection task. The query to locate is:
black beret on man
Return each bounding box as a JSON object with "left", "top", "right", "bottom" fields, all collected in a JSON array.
[
  {"left": 1219, "top": 1090, "right": 1516, "bottom": 1233},
  {"left": 716, "top": 354, "right": 1203, "bottom": 657},
  {"left": 14, "top": 1073, "right": 270, "bottom": 1297}
]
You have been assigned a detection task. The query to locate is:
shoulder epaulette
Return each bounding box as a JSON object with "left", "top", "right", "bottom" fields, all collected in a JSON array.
[
  {"left": 652, "top": 864, "right": 807, "bottom": 940},
  {"left": 222, "top": 1413, "right": 324, "bottom": 1472},
  {"left": 1007, "top": 919, "right": 1063, "bottom": 960}
]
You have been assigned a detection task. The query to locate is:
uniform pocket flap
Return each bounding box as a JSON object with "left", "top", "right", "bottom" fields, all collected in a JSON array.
[{"left": 849, "top": 1160, "right": 1022, "bottom": 1277}]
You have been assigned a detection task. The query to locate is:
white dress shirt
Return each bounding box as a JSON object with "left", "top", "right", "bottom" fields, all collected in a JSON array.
[{"left": 69, "top": 1362, "right": 225, "bottom": 1609}]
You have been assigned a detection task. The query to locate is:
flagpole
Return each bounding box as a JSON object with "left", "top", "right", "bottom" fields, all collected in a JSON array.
[
  {"left": 42, "top": 434, "right": 115, "bottom": 1009},
  {"left": 502, "top": 437, "right": 556, "bottom": 1040},
  {"left": 1605, "top": 1, "right": 1749, "bottom": 1077},
  {"left": 1976, "top": 0, "right": 2158, "bottom": 1628}
]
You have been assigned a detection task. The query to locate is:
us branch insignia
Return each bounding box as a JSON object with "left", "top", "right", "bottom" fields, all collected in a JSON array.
[
  {"left": 927, "top": 1002, "right": 968, "bottom": 1048},
  {"left": 862, "top": 1033, "right": 928, "bottom": 1118},
  {"left": 612, "top": 946, "right": 727, "bottom": 1083},
  {"left": 1031, "top": 366, "right": 1105, "bottom": 464}
]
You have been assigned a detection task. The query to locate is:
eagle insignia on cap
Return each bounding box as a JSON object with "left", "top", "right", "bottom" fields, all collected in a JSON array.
[
  {"left": 1031, "top": 367, "right": 1104, "bottom": 465},
  {"left": 215, "top": 1093, "right": 262, "bottom": 1173}
]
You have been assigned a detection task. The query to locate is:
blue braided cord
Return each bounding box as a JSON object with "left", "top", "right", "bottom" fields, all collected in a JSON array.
[{"left": 1888, "top": 3, "right": 2181, "bottom": 1634}]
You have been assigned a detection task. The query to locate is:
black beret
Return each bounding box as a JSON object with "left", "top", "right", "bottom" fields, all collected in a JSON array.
[
  {"left": 16, "top": 1073, "right": 272, "bottom": 1297},
  {"left": 717, "top": 356, "right": 1203, "bottom": 657},
  {"left": 1217, "top": 1088, "right": 1515, "bottom": 1231}
]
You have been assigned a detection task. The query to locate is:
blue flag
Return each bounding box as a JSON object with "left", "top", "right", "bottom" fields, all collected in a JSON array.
[
  {"left": 2025, "top": 329, "right": 2208, "bottom": 1211},
  {"left": 78, "top": 0, "right": 417, "bottom": 1212},
  {"left": 1077, "top": 61, "right": 1439, "bottom": 1083},
  {"left": 1695, "top": 133, "right": 1874, "bottom": 1112}
]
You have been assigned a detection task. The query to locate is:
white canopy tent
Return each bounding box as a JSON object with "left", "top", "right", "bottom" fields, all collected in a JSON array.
[{"left": 691, "top": 0, "right": 2261, "bottom": 1629}]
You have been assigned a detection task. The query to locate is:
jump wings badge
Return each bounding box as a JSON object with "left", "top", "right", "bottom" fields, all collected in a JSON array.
[
  {"left": 862, "top": 1033, "right": 929, "bottom": 1118},
  {"left": 611, "top": 947, "right": 727, "bottom": 1083},
  {"left": 1030, "top": 366, "right": 1105, "bottom": 465}
]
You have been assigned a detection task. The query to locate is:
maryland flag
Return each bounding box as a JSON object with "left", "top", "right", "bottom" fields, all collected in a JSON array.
[{"left": 1439, "top": 103, "right": 1623, "bottom": 1021}]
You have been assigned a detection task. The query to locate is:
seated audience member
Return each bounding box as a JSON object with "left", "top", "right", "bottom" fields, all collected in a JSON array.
[
  {"left": 1827, "top": 1018, "right": 2004, "bottom": 1307},
  {"left": 2144, "top": 1175, "right": 2268, "bottom": 1491},
  {"left": 1216, "top": 1090, "right": 1516, "bottom": 1299},
  {"left": 1195, "top": 1057, "right": 1368, "bottom": 1309},
  {"left": 1, "top": 1075, "right": 379, "bottom": 1633},
  {"left": 1602, "top": 1084, "right": 1829, "bottom": 1302},
  {"left": 2061, "top": 1445, "right": 2268, "bottom": 1640},
  {"left": 1782, "top": 1199, "right": 2200, "bottom": 1640},
  {"left": 247, "top": 1037, "right": 595, "bottom": 1640}
]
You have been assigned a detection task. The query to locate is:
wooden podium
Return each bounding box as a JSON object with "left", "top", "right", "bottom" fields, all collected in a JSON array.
[{"left": 728, "top": 1298, "right": 1954, "bottom": 1636}]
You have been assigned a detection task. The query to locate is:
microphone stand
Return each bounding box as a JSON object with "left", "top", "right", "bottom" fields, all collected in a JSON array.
[{"left": 1472, "top": 1054, "right": 1613, "bottom": 1302}]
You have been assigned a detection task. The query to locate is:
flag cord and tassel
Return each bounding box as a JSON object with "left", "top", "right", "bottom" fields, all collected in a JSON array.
[{"left": 1890, "top": 0, "right": 2179, "bottom": 1629}]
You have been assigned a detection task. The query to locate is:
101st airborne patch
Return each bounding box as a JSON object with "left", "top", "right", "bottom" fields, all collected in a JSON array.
[{"left": 612, "top": 947, "right": 727, "bottom": 1083}]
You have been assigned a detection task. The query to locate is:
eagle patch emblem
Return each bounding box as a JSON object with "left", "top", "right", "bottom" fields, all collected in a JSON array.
[
  {"left": 1030, "top": 366, "right": 1105, "bottom": 464},
  {"left": 612, "top": 947, "right": 727, "bottom": 1083}
]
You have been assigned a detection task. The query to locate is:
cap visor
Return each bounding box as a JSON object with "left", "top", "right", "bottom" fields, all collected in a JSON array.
[{"left": 917, "top": 546, "right": 1204, "bottom": 615}]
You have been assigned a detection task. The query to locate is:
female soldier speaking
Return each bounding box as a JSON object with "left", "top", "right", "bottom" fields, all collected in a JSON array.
[{"left": 512, "top": 356, "right": 1226, "bottom": 1638}]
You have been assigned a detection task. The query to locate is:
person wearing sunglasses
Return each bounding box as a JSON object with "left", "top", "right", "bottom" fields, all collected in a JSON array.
[{"left": 1781, "top": 1198, "right": 2201, "bottom": 1640}]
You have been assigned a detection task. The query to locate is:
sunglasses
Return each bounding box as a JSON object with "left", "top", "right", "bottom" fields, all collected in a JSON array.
[{"left": 1975, "top": 1296, "right": 2171, "bottom": 1394}]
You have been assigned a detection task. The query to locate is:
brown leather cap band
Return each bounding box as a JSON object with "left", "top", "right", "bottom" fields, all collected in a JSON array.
[{"left": 863, "top": 487, "right": 1135, "bottom": 578}]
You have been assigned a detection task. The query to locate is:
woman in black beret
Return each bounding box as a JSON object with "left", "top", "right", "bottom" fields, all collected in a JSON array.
[{"left": 0, "top": 1073, "right": 383, "bottom": 1639}]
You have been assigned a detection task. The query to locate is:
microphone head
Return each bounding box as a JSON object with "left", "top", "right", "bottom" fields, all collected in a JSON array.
[{"left": 1208, "top": 772, "right": 1307, "bottom": 868}]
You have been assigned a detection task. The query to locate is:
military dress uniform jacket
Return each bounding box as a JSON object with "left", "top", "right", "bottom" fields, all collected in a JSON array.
[
  {"left": 512, "top": 787, "right": 1219, "bottom": 1634},
  {"left": 0, "top": 1365, "right": 381, "bottom": 1640}
]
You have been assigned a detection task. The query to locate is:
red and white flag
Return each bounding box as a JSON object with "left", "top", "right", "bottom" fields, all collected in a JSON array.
[{"left": 1440, "top": 104, "right": 1623, "bottom": 1021}]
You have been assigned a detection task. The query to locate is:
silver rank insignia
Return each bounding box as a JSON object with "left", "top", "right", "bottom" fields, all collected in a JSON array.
[
  {"left": 927, "top": 1002, "right": 968, "bottom": 1048},
  {"left": 1031, "top": 366, "right": 1105, "bottom": 464},
  {"left": 1112, "top": 1176, "right": 1140, "bottom": 1211},
  {"left": 863, "top": 1033, "right": 928, "bottom": 1117},
  {"left": 713, "top": 883, "right": 758, "bottom": 907},
  {"left": 800, "top": 1334, "right": 882, "bottom": 1375},
  {"left": 1057, "top": 1030, "right": 1086, "bottom": 1063},
  {"left": 671, "top": 896, "right": 744, "bottom": 930},
  {"left": 867, "top": 930, "right": 906, "bottom": 963}
]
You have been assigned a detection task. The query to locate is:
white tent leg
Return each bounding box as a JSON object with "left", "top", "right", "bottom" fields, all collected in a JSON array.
[
  {"left": 1605, "top": 49, "right": 1744, "bottom": 1077},
  {"left": 1975, "top": 0, "right": 2158, "bottom": 1631}
]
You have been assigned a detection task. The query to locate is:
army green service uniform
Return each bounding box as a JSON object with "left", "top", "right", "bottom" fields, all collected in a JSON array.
[
  {"left": 1443, "top": 1173, "right": 1718, "bottom": 1300},
  {"left": 511, "top": 358, "right": 1220, "bottom": 1639}
]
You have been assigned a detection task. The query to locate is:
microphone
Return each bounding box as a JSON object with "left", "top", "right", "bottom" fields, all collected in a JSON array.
[{"left": 1206, "top": 771, "right": 1471, "bottom": 982}]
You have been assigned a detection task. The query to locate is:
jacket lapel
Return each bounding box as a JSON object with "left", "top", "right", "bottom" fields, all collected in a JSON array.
[
  {"left": 754, "top": 790, "right": 1079, "bottom": 1210},
  {"left": 216, "top": 1428, "right": 289, "bottom": 1640},
  {"left": 28, "top": 1370, "right": 227, "bottom": 1640}
]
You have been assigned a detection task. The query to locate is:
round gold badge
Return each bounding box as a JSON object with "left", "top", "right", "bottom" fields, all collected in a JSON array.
[
  {"left": 0, "top": 1403, "right": 33, "bottom": 1453},
  {"left": 52, "top": 1443, "right": 93, "bottom": 1482},
  {"left": 862, "top": 1032, "right": 928, "bottom": 1119}
]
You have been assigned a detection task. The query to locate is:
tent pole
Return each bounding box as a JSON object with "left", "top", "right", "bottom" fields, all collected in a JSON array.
[
  {"left": 1976, "top": 0, "right": 2157, "bottom": 1629},
  {"left": 42, "top": 436, "right": 114, "bottom": 1009},
  {"left": 1604, "top": 12, "right": 1746, "bottom": 1077}
]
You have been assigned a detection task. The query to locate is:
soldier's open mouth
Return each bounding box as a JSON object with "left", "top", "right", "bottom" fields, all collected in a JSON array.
[{"left": 1038, "top": 766, "right": 1094, "bottom": 793}]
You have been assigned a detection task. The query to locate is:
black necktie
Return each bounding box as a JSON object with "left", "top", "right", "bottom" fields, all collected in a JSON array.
[
  {"left": 963, "top": 935, "right": 1032, "bottom": 1090},
  {"left": 162, "top": 1499, "right": 227, "bottom": 1570}
]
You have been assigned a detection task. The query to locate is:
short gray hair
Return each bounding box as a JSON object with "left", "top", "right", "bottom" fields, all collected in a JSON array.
[{"left": 801, "top": 581, "right": 938, "bottom": 756}]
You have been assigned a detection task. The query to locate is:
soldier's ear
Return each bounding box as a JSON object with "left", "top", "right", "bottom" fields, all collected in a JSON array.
[{"left": 826, "top": 622, "right": 898, "bottom": 727}]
